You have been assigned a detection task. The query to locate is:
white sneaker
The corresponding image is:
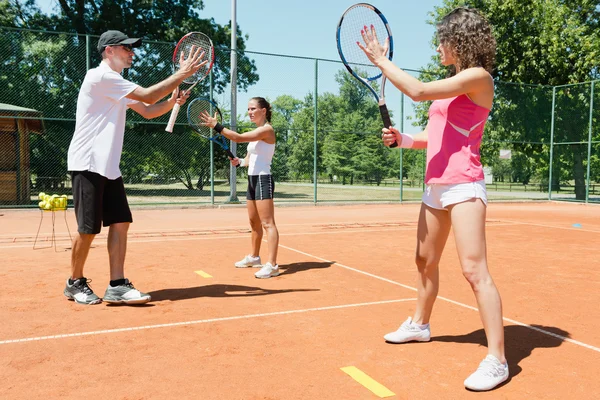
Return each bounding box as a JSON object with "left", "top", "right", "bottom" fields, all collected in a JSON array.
[
  {"left": 234, "top": 254, "right": 261, "bottom": 268},
  {"left": 255, "top": 262, "right": 280, "bottom": 279},
  {"left": 464, "top": 355, "right": 509, "bottom": 391},
  {"left": 383, "top": 317, "right": 431, "bottom": 343}
]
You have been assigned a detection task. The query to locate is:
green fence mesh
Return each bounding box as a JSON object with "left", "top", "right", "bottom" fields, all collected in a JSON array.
[{"left": 0, "top": 27, "right": 598, "bottom": 207}]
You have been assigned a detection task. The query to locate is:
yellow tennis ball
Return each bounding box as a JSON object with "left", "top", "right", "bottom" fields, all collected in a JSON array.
[
  {"left": 38, "top": 201, "right": 45, "bottom": 208},
  {"left": 38, "top": 192, "right": 46, "bottom": 200}
]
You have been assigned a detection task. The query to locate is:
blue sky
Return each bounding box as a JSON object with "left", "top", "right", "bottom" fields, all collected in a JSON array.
[
  {"left": 36, "top": 0, "right": 445, "bottom": 132},
  {"left": 201, "top": 0, "right": 443, "bottom": 131}
]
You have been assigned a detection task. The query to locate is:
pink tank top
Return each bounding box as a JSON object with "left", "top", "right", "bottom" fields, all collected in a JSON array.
[{"left": 425, "top": 94, "right": 490, "bottom": 184}]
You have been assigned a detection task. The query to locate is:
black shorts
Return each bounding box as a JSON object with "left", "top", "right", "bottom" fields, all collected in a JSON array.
[
  {"left": 246, "top": 174, "right": 275, "bottom": 201},
  {"left": 71, "top": 171, "right": 133, "bottom": 234}
]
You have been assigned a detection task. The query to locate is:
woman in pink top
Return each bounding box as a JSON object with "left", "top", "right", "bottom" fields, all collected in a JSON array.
[{"left": 359, "top": 7, "right": 508, "bottom": 391}]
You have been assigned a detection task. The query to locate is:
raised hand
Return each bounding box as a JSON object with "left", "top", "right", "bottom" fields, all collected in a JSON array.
[
  {"left": 356, "top": 24, "right": 389, "bottom": 66},
  {"left": 177, "top": 45, "right": 207, "bottom": 78},
  {"left": 198, "top": 110, "right": 218, "bottom": 129}
]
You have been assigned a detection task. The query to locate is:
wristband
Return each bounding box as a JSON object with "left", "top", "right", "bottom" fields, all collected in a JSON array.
[
  {"left": 213, "top": 123, "right": 224, "bottom": 134},
  {"left": 399, "top": 132, "right": 414, "bottom": 148},
  {"left": 238, "top": 158, "right": 246, "bottom": 167}
]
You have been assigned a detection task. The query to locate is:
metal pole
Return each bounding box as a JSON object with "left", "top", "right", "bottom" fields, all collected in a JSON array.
[
  {"left": 313, "top": 59, "right": 318, "bottom": 204},
  {"left": 86, "top": 34, "right": 91, "bottom": 70},
  {"left": 548, "top": 87, "right": 556, "bottom": 199},
  {"left": 210, "top": 69, "right": 215, "bottom": 205},
  {"left": 585, "top": 81, "right": 594, "bottom": 203},
  {"left": 15, "top": 122, "right": 21, "bottom": 203},
  {"left": 229, "top": 0, "right": 239, "bottom": 202},
  {"left": 399, "top": 93, "right": 404, "bottom": 202}
]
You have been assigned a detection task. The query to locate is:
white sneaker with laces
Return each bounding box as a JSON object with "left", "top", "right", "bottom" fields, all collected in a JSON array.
[
  {"left": 234, "top": 254, "right": 261, "bottom": 268},
  {"left": 464, "top": 354, "right": 509, "bottom": 391},
  {"left": 255, "top": 262, "right": 280, "bottom": 279},
  {"left": 383, "top": 317, "right": 431, "bottom": 343}
]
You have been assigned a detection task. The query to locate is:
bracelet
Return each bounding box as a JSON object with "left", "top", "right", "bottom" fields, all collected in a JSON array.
[
  {"left": 213, "top": 123, "right": 224, "bottom": 134},
  {"left": 399, "top": 132, "right": 414, "bottom": 148},
  {"left": 238, "top": 158, "right": 246, "bottom": 167}
]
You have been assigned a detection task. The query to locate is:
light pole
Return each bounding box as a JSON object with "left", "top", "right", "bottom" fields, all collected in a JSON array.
[{"left": 228, "top": 0, "right": 239, "bottom": 202}]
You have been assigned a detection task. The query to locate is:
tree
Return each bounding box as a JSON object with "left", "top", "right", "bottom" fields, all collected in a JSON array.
[
  {"left": 270, "top": 95, "right": 302, "bottom": 182},
  {"left": 2, "top": 0, "right": 260, "bottom": 191}
]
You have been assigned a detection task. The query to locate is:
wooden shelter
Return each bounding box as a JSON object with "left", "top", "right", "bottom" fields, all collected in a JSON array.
[{"left": 0, "top": 103, "right": 45, "bottom": 205}]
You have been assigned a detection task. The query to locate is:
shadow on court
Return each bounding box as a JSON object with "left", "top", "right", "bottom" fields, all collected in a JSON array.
[
  {"left": 432, "top": 324, "right": 571, "bottom": 379},
  {"left": 148, "top": 284, "right": 319, "bottom": 302},
  {"left": 278, "top": 261, "right": 335, "bottom": 276}
]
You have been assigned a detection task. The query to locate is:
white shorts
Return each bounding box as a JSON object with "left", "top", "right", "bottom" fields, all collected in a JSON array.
[{"left": 422, "top": 180, "right": 487, "bottom": 210}]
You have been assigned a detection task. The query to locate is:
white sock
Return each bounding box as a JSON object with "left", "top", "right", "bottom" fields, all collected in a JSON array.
[{"left": 413, "top": 321, "right": 429, "bottom": 330}]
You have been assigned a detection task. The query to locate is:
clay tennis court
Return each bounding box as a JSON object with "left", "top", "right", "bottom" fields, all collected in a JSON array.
[{"left": 1, "top": 201, "right": 599, "bottom": 399}]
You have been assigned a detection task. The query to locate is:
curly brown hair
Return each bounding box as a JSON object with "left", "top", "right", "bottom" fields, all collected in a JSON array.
[{"left": 436, "top": 7, "right": 496, "bottom": 76}]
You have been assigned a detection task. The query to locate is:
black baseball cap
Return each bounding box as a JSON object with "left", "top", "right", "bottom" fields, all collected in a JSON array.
[{"left": 97, "top": 30, "right": 142, "bottom": 53}]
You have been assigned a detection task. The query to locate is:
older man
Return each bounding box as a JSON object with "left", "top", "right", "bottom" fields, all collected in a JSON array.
[{"left": 64, "top": 30, "right": 205, "bottom": 305}]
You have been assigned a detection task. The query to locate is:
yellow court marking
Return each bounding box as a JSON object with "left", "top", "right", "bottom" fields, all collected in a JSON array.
[
  {"left": 194, "top": 270, "right": 212, "bottom": 278},
  {"left": 341, "top": 366, "right": 395, "bottom": 398}
]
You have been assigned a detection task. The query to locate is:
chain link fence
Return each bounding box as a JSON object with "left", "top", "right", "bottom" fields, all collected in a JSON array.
[{"left": 1, "top": 27, "right": 598, "bottom": 207}]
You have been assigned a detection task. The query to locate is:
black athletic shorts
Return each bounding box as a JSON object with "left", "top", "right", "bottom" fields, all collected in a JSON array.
[
  {"left": 246, "top": 174, "right": 275, "bottom": 201},
  {"left": 71, "top": 171, "right": 133, "bottom": 234}
]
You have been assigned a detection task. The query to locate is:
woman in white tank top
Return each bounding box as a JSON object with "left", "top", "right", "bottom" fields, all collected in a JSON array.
[{"left": 199, "top": 97, "right": 280, "bottom": 279}]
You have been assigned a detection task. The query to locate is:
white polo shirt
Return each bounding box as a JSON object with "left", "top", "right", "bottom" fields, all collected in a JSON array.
[{"left": 67, "top": 61, "right": 139, "bottom": 179}]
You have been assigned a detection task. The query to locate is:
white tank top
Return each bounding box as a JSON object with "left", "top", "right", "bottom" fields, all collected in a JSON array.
[{"left": 247, "top": 139, "right": 275, "bottom": 176}]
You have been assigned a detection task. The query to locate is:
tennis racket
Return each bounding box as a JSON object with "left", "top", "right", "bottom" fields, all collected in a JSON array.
[
  {"left": 336, "top": 3, "right": 397, "bottom": 147},
  {"left": 165, "top": 32, "right": 215, "bottom": 133},
  {"left": 187, "top": 97, "right": 237, "bottom": 162}
]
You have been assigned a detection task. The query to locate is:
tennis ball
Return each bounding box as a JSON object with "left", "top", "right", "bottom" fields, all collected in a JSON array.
[
  {"left": 38, "top": 201, "right": 45, "bottom": 208},
  {"left": 38, "top": 192, "right": 46, "bottom": 200}
]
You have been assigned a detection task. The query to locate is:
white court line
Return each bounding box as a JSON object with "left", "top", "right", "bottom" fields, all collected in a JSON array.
[
  {"left": 0, "top": 223, "right": 521, "bottom": 250},
  {"left": 0, "top": 219, "right": 416, "bottom": 238},
  {"left": 0, "top": 298, "right": 415, "bottom": 345},
  {"left": 4, "top": 224, "right": 597, "bottom": 352},
  {"left": 278, "top": 244, "right": 600, "bottom": 354},
  {"left": 0, "top": 219, "right": 515, "bottom": 240},
  {"left": 0, "top": 226, "right": 420, "bottom": 250},
  {"left": 498, "top": 219, "right": 600, "bottom": 233}
]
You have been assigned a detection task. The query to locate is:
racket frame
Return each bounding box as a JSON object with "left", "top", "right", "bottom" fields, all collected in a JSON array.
[
  {"left": 187, "top": 97, "right": 236, "bottom": 161},
  {"left": 336, "top": 3, "right": 397, "bottom": 147},
  {"left": 165, "top": 32, "right": 215, "bottom": 133}
]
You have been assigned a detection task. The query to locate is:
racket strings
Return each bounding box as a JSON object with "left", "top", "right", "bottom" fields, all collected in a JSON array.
[
  {"left": 339, "top": 6, "right": 389, "bottom": 79},
  {"left": 188, "top": 100, "right": 221, "bottom": 138},
  {"left": 175, "top": 34, "right": 213, "bottom": 84}
]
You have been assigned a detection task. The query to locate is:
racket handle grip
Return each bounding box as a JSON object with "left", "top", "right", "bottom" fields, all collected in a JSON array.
[
  {"left": 379, "top": 104, "right": 397, "bottom": 148},
  {"left": 227, "top": 150, "right": 239, "bottom": 167},
  {"left": 165, "top": 103, "right": 181, "bottom": 133}
]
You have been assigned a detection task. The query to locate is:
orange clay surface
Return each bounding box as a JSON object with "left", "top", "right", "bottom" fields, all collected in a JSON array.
[{"left": 1, "top": 202, "right": 599, "bottom": 399}]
